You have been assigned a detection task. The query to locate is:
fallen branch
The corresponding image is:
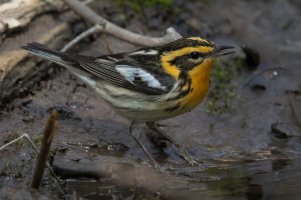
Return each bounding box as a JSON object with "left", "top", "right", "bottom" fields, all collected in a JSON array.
[
  {"left": 0, "top": 0, "right": 64, "bottom": 37},
  {"left": 63, "top": 0, "right": 182, "bottom": 47}
]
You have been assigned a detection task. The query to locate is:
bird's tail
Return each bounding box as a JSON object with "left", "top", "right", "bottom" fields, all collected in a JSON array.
[
  {"left": 23, "top": 42, "right": 98, "bottom": 88},
  {"left": 22, "top": 42, "right": 76, "bottom": 67}
]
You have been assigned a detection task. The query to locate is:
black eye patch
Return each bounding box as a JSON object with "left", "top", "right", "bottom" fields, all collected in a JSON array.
[
  {"left": 168, "top": 51, "right": 207, "bottom": 71},
  {"left": 190, "top": 52, "right": 201, "bottom": 59}
]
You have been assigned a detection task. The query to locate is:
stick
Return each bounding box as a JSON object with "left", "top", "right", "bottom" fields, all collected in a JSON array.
[
  {"left": 63, "top": 0, "right": 182, "bottom": 47},
  {"left": 31, "top": 110, "right": 58, "bottom": 189},
  {"left": 61, "top": 24, "right": 102, "bottom": 52}
]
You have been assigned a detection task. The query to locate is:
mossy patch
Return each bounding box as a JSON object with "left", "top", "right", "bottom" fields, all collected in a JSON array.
[
  {"left": 115, "top": 0, "right": 173, "bottom": 12},
  {"left": 206, "top": 56, "right": 245, "bottom": 115}
]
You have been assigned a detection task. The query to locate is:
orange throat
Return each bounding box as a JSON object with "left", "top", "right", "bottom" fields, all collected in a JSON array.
[{"left": 179, "top": 59, "right": 214, "bottom": 111}]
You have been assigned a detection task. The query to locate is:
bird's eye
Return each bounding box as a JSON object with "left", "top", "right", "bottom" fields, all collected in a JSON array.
[{"left": 190, "top": 52, "right": 201, "bottom": 59}]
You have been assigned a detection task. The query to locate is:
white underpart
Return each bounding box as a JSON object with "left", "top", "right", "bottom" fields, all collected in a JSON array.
[
  {"left": 116, "top": 66, "right": 166, "bottom": 90},
  {"left": 129, "top": 49, "right": 158, "bottom": 55},
  {"left": 107, "top": 56, "right": 119, "bottom": 61},
  {"left": 74, "top": 73, "right": 96, "bottom": 87},
  {"left": 96, "top": 58, "right": 113, "bottom": 63}
]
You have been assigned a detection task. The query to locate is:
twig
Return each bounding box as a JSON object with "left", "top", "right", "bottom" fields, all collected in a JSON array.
[
  {"left": 61, "top": 24, "right": 102, "bottom": 52},
  {"left": 0, "top": 133, "right": 66, "bottom": 194},
  {"left": 0, "top": 134, "right": 38, "bottom": 152},
  {"left": 32, "top": 110, "right": 58, "bottom": 189},
  {"left": 63, "top": 0, "right": 182, "bottom": 47}
]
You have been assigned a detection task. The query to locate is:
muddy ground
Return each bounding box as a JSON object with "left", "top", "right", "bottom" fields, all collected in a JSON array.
[{"left": 1, "top": 0, "right": 301, "bottom": 199}]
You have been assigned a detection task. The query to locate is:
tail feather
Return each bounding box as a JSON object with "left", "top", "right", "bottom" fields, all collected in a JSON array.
[
  {"left": 22, "top": 42, "right": 76, "bottom": 66},
  {"left": 22, "top": 42, "right": 97, "bottom": 87}
]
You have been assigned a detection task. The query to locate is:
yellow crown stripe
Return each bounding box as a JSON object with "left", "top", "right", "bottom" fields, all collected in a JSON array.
[
  {"left": 188, "top": 37, "right": 209, "bottom": 43},
  {"left": 160, "top": 46, "right": 214, "bottom": 80}
]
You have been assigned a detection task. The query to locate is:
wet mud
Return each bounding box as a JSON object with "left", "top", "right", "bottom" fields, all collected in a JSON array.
[{"left": 1, "top": 0, "right": 301, "bottom": 199}]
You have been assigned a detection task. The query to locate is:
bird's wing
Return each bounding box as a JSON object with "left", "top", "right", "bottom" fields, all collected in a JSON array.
[
  {"left": 22, "top": 42, "right": 174, "bottom": 95},
  {"left": 74, "top": 53, "right": 171, "bottom": 95}
]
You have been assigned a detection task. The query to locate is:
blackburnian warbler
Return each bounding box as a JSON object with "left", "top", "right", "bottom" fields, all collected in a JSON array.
[{"left": 23, "top": 37, "right": 234, "bottom": 167}]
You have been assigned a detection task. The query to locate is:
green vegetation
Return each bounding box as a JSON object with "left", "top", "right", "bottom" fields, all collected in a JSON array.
[
  {"left": 206, "top": 57, "right": 245, "bottom": 115},
  {"left": 115, "top": 0, "right": 173, "bottom": 12}
]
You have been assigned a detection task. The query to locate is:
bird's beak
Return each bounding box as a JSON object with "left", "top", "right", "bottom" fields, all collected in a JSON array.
[{"left": 208, "top": 46, "right": 235, "bottom": 58}]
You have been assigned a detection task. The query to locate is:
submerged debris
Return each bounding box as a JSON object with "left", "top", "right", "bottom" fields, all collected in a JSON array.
[{"left": 271, "top": 122, "right": 301, "bottom": 139}]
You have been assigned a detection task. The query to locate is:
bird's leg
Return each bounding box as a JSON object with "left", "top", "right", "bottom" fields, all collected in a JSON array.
[
  {"left": 146, "top": 121, "right": 198, "bottom": 165},
  {"left": 146, "top": 121, "right": 174, "bottom": 147},
  {"left": 129, "top": 121, "right": 158, "bottom": 168}
]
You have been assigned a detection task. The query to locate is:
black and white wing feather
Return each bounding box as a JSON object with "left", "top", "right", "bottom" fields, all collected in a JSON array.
[{"left": 22, "top": 43, "right": 174, "bottom": 95}]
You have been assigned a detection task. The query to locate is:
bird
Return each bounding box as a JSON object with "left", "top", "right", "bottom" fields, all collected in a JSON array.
[{"left": 23, "top": 37, "right": 234, "bottom": 167}]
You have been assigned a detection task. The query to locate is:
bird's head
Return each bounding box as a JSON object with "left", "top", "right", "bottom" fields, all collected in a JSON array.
[{"left": 159, "top": 37, "right": 234, "bottom": 80}]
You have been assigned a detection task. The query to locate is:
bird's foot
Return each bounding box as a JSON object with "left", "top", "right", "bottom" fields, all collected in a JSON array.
[{"left": 174, "top": 144, "right": 199, "bottom": 166}]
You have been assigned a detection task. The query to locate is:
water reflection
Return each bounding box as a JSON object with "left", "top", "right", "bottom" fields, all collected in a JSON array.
[
  {"left": 202, "top": 158, "right": 301, "bottom": 200},
  {"left": 64, "top": 157, "right": 301, "bottom": 199}
]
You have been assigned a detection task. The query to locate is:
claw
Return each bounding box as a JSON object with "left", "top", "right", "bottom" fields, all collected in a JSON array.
[{"left": 175, "top": 145, "right": 199, "bottom": 166}]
